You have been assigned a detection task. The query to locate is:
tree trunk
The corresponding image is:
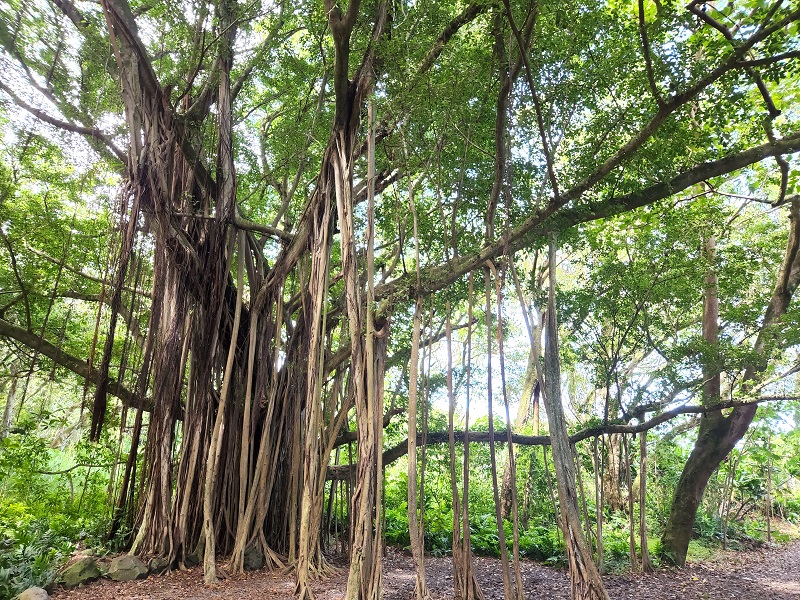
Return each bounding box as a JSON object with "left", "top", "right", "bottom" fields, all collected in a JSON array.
[
  {"left": 0, "top": 363, "right": 18, "bottom": 441},
  {"left": 542, "top": 235, "right": 609, "bottom": 600},
  {"left": 202, "top": 233, "right": 244, "bottom": 582},
  {"left": 591, "top": 437, "right": 604, "bottom": 573},
  {"left": 484, "top": 266, "right": 515, "bottom": 600},
  {"left": 622, "top": 435, "right": 637, "bottom": 572},
  {"left": 501, "top": 346, "right": 536, "bottom": 520},
  {"left": 639, "top": 430, "right": 653, "bottom": 572},
  {"left": 295, "top": 141, "right": 334, "bottom": 599},
  {"left": 602, "top": 435, "right": 624, "bottom": 513},
  {"left": 407, "top": 297, "right": 430, "bottom": 600},
  {"left": 456, "top": 274, "right": 485, "bottom": 600},
  {"left": 662, "top": 201, "right": 800, "bottom": 565},
  {"left": 489, "top": 260, "right": 524, "bottom": 600}
]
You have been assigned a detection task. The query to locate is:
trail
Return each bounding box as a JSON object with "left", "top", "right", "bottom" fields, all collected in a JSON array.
[{"left": 52, "top": 540, "right": 800, "bottom": 600}]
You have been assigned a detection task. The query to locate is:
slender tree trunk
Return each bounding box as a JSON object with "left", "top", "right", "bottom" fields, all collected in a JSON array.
[
  {"left": 461, "top": 273, "right": 485, "bottom": 600},
  {"left": 766, "top": 431, "right": 772, "bottom": 544},
  {"left": 407, "top": 300, "right": 427, "bottom": 598},
  {"left": 488, "top": 261, "right": 524, "bottom": 600},
  {"left": 485, "top": 266, "right": 515, "bottom": 600},
  {"left": 639, "top": 431, "right": 652, "bottom": 572},
  {"left": 592, "top": 437, "right": 604, "bottom": 573},
  {"left": 501, "top": 347, "right": 536, "bottom": 520},
  {"left": 0, "top": 364, "right": 18, "bottom": 441},
  {"left": 575, "top": 444, "right": 593, "bottom": 553},
  {"left": 622, "top": 435, "right": 637, "bottom": 572},
  {"left": 542, "top": 235, "right": 609, "bottom": 600},
  {"left": 446, "top": 304, "right": 466, "bottom": 599}
]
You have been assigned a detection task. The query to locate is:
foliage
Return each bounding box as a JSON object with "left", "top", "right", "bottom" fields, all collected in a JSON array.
[
  {"left": 0, "top": 514, "right": 73, "bottom": 600},
  {"left": 0, "top": 409, "right": 115, "bottom": 598},
  {"left": 0, "top": 0, "right": 799, "bottom": 591}
]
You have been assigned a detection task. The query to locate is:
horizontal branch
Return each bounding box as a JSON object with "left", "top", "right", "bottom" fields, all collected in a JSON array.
[
  {"left": 326, "top": 396, "right": 792, "bottom": 480},
  {"left": 233, "top": 214, "right": 294, "bottom": 242},
  {"left": 35, "top": 462, "right": 114, "bottom": 475},
  {"left": 376, "top": 131, "right": 800, "bottom": 303},
  {"left": 332, "top": 408, "right": 404, "bottom": 447},
  {"left": 0, "top": 316, "right": 145, "bottom": 411},
  {"left": 0, "top": 81, "right": 126, "bottom": 163},
  {"left": 24, "top": 244, "right": 147, "bottom": 296},
  {"left": 735, "top": 50, "right": 800, "bottom": 68}
]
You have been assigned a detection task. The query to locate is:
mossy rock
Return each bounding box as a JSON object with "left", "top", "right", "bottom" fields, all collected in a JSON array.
[
  {"left": 108, "top": 555, "right": 149, "bottom": 582},
  {"left": 148, "top": 556, "right": 171, "bottom": 575},
  {"left": 243, "top": 545, "right": 265, "bottom": 571},
  {"left": 60, "top": 557, "right": 101, "bottom": 588},
  {"left": 184, "top": 552, "right": 200, "bottom": 567}
]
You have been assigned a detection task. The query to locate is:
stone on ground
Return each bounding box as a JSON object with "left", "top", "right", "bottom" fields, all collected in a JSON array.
[
  {"left": 60, "top": 557, "right": 101, "bottom": 588},
  {"left": 243, "top": 545, "right": 265, "bottom": 571},
  {"left": 108, "top": 554, "right": 149, "bottom": 582},
  {"left": 148, "top": 556, "right": 170, "bottom": 575},
  {"left": 18, "top": 587, "right": 49, "bottom": 600},
  {"left": 184, "top": 552, "right": 200, "bottom": 567}
]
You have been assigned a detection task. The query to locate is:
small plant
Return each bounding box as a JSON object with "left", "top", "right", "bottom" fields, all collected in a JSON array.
[{"left": 0, "top": 518, "right": 73, "bottom": 600}]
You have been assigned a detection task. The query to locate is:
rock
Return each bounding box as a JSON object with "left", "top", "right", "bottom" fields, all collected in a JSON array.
[
  {"left": 60, "top": 557, "right": 101, "bottom": 588},
  {"left": 18, "top": 587, "right": 49, "bottom": 600},
  {"left": 148, "top": 557, "right": 170, "bottom": 575},
  {"left": 108, "top": 554, "right": 149, "bottom": 582},
  {"left": 184, "top": 552, "right": 200, "bottom": 567},
  {"left": 243, "top": 545, "right": 265, "bottom": 571}
]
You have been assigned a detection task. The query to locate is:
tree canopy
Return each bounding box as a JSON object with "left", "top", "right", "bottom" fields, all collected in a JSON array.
[{"left": 1, "top": 0, "right": 799, "bottom": 598}]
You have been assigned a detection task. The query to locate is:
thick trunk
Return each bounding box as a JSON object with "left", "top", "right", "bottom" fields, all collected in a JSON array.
[
  {"left": 661, "top": 414, "right": 733, "bottom": 565},
  {"left": 602, "top": 434, "right": 624, "bottom": 513},
  {"left": 131, "top": 247, "right": 188, "bottom": 557},
  {"left": 295, "top": 158, "right": 333, "bottom": 598},
  {"left": 662, "top": 201, "right": 800, "bottom": 565}
]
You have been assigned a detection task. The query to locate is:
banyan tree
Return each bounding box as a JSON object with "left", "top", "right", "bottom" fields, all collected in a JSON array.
[{"left": 1, "top": 0, "right": 800, "bottom": 599}]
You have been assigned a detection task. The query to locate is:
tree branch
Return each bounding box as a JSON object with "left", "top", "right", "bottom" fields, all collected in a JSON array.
[
  {"left": 0, "top": 81, "right": 126, "bottom": 163},
  {"left": 0, "top": 316, "right": 145, "bottom": 410},
  {"left": 376, "top": 130, "right": 800, "bottom": 303},
  {"left": 638, "top": 0, "right": 665, "bottom": 107},
  {"left": 326, "top": 396, "right": 795, "bottom": 480}
]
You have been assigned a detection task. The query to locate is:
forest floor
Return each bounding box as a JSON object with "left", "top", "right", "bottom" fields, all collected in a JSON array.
[{"left": 51, "top": 539, "right": 800, "bottom": 600}]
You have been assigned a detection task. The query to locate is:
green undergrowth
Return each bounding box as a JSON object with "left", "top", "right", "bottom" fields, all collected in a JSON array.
[
  {"left": 0, "top": 510, "right": 74, "bottom": 600},
  {"left": 0, "top": 424, "right": 113, "bottom": 600},
  {"left": 383, "top": 505, "right": 800, "bottom": 575}
]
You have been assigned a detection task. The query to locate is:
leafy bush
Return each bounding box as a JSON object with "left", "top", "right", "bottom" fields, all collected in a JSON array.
[
  {"left": 518, "top": 526, "right": 564, "bottom": 565},
  {"left": 780, "top": 497, "right": 800, "bottom": 523},
  {"left": 0, "top": 427, "right": 113, "bottom": 599},
  {"left": 0, "top": 517, "right": 73, "bottom": 600},
  {"left": 469, "top": 514, "right": 499, "bottom": 556}
]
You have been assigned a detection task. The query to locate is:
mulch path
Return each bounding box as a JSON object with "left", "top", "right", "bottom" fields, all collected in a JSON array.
[{"left": 52, "top": 541, "right": 800, "bottom": 600}]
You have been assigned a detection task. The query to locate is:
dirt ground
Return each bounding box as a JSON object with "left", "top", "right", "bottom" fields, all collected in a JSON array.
[{"left": 52, "top": 540, "right": 800, "bottom": 600}]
